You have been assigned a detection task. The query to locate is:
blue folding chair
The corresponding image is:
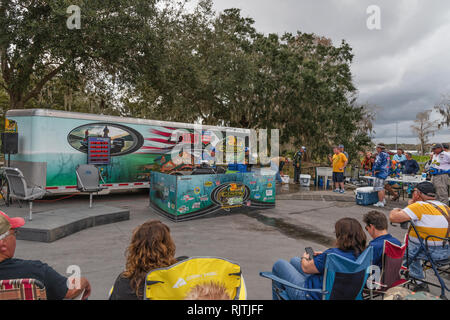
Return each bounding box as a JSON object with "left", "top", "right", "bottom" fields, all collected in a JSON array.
[{"left": 260, "top": 247, "right": 373, "bottom": 300}]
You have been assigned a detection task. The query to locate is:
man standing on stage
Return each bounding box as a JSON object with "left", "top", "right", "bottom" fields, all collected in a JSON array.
[{"left": 429, "top": 143, "right": 450, "bottom": 205}]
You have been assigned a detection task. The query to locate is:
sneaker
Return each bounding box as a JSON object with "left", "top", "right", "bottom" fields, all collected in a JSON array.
[
  {"left": 339, "top": 189, "right": 345, "bottom": 194},
  {"left": 373, "top": 201, "right": 385, "bottom": 208},
  {"left": 333, "top": 189, "right": 340, "bottom": 193}
]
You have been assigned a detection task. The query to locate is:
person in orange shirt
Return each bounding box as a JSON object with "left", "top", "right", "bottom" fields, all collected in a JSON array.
[{"left": 328, "top": 146, "right": 348, "bottom": 194}]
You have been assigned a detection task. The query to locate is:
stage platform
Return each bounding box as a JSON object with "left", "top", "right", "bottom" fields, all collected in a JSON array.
[{"left": 1, "top": 202, "right": 130, "bottom": 243}]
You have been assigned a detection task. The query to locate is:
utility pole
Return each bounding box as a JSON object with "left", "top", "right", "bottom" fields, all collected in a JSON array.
[{"left": 395, "top": 122, "right": 398, "bottom": 150}]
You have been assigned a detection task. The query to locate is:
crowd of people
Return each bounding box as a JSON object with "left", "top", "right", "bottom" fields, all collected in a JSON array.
[
  {"left": 271, "top": 181, "right": 449, "bottom": 299},
  {"left": 367, "top": 143, "right": 450, "bottom": 208},
  {"left": 0, "top": 141, "right": 448, "bottom": 300}
]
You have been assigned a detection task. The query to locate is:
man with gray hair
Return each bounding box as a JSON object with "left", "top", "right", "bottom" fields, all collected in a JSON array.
[{"left": 429, "top": 143, "right": 450, "bottom": 205}]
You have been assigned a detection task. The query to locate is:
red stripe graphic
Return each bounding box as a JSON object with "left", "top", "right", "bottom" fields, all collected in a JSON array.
[
  {"left": 150, "top": 129, "right": 172, "bottom": 137},
  {"left": 145, "top": 138, "right": 175, "bottom": 144}
]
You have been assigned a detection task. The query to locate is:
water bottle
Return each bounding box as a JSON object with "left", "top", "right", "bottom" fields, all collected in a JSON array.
[{"left": 421, "top": 172, "right": 427, "bottom": 181}]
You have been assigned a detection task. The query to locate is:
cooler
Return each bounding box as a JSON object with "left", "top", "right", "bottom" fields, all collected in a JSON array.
[
  {"left": 355, "top": 187, "right": 379, "bottom": 206},
  {"left": 299, "top": 174, "right": 311, "bottom": 187}
]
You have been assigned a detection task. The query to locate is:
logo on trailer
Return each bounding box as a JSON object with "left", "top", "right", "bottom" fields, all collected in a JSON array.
[{"left": 210, "top": 182, "right": 251, "bottom": 209}]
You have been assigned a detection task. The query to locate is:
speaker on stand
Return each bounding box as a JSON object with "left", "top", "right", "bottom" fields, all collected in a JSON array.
[{"left": 1, "top": 132, "right": 18, "bottom": 206}]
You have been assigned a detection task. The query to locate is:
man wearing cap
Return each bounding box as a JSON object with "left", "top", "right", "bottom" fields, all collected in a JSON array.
[
  {"left": 372, "top": 143, "right": 390, "bottom": 207},
  {"left": 339, "top": 145, "right": 349, "bottom": 166},
  {"left": 389, "top": 182, "right": 449, "bottom": 292},
  {"left": 293, "top": 147, "right": 305, "bottom": 184},
  {"left": 429, "top": 143, "right": 450, "bottom": 205},
  {"left": 0, "top": 211, "right": 91, "bottom": 299}
]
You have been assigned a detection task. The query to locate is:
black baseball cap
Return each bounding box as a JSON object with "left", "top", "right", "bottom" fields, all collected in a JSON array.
[
  {"left": 431, "top": 143, "right": 443, "bottom": 150},
  {"left": 415, "top": 182, "right": 436, "bottom": 197},
  {"left": 443, "top": 143, "right": 449, "bottom": 149}
]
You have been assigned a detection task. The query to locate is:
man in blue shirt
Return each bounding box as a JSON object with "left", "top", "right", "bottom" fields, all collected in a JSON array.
[
  {"left": 363, "top": 211, "right": 401, "bottom": 269},
  {"left": 373, "top": 143, "right": 391, "bottom": 207},
  {"left": 401, "top": 153, "right": 420, "bottom": 175},
  {"left": 393, "top": 149, "right": 407, "bottom": 164}
]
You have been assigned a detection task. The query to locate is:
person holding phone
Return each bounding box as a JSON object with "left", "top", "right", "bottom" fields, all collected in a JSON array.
[{"left": 270, "top": 218, "right": 367, "bottom": 300}]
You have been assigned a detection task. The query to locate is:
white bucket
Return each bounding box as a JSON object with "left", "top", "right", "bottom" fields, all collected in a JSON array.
[{"left": 299, "top": 174, "right": 311, "bottom": 187}]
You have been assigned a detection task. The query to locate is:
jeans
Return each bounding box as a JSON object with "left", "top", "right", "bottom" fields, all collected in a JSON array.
[
  {"left": 407, "top": 240, "right": 450, "bottom": 281},
  {"left": 271, "top": 257, "right": 311, "bottom": 300},
  {"left": 294, "top": 166, "right": 301, "bottom": 183}
]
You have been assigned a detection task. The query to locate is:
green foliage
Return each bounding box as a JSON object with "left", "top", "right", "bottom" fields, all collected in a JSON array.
[{"left": 1, "top": 0, "right": 373, "bottom": 159}]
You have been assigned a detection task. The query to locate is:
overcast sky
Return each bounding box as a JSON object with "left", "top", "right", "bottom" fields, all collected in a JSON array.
[{"left": 210, "top": 0, "right": 450, "bottom": 145}]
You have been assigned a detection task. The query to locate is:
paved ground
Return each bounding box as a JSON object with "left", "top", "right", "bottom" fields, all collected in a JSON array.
[{"left": 1, "top": 187, "right": 448, "bottom": 300}]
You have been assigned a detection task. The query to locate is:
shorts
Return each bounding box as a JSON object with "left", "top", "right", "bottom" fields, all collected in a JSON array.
[
  {"left": 332, "top": 172, "right": 344, "bottom": 183},
  {"left": 373, "top": 178, "right": 386, "bottom": 191}
]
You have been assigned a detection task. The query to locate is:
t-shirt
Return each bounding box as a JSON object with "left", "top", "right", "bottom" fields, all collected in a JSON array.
[
  {"left": 305, "top": 248, "right": 358, "bottom": 300},
  {"left": 0, "top": 258, "right": 68, "bottom": 300},
  {"left": 369, "top": 234, "right": 401, "bottom": 269},
  {"left": 431, "top": 151, "right": 450, "bottom": 171},
  {"left": 332, "top": 153, "right": 348, "bottom": 173},
  {"left": 403, "top": 201, "right": 449, "bottom": 246},
  {"left": 402, "top": 159, "right": 420, "bottom": 175},
  {"left": 393, "top": 154, "right": 407, "bottom": 163},
  {"left": 109, "top": 273, "right": 144, "bottom": 300}
]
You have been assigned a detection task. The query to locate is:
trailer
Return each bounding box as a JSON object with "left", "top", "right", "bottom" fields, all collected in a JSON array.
[{"left": 4, "top": 109, "right": 252, "bottom": 194}]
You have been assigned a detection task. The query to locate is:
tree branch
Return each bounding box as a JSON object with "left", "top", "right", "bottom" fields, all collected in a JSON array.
[{"left": 22, "top": 63, "right": 67, "bottom": 105}]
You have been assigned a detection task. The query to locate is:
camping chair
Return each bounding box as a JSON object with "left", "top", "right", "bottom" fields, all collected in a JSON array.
[
  {"left": 0, "top": 278, "right": 47, "bottom": 300},
  {"left": 143, "top": 257, "right": 247, "bottom": 300},
  {"left": 75, "top": 164, "right": 107, "bottom": 208},
  {"left": 2, "top": 167, "right": 46, "bottom": 221},
  {"left": 260, "top": 247, "right": 373, "bottom": 300},
  {"left": 364, "top": 235, "right": 409, "bottom": 299},
  {"left": 402, "top": 222, "right": 450, "bottom": 300}
]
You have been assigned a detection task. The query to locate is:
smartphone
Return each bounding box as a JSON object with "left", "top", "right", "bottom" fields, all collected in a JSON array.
[{"left": 305, "top": 247, "right": 314, "bottom": 260}]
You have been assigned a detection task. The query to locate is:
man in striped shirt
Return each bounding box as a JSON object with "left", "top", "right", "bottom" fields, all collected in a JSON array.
[{"left": 389, "top": 181, "right": 449, "bottom": 292}]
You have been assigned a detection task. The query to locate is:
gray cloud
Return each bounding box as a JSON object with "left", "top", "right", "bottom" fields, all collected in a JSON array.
[{"left": 211, "top": 0, "right": 450, "bottom": 144}]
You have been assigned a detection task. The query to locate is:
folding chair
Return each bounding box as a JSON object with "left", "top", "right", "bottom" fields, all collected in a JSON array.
[
  {"left": 75, "top": 164, "right": 107, "bottom": 208},
  {"left": 260, "top": 247, "right": 373, "bottom": 300},
  {"left": 2, "top": 167, "right": 46, "bottom": 221},
  {"left": 143, "top": 257, "right": 247, "bottom": 300},
  {"left": 0, "top": 278, "right": 47, "bottom": 300},
  {"left": 403, "top": 222, "right": 450, "bottom": 300},
  {"left": 364, "top": 235, "right": 409, "bottom": 299}
]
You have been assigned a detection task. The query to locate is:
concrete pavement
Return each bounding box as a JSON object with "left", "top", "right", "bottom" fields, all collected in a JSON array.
[{"left": 2, "top": 188, "right": 448, "bottom": 299}]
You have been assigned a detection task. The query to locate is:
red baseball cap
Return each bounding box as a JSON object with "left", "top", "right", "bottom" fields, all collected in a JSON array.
[{"left": 0, "top": 211, "right": 25, "bottom": 229}]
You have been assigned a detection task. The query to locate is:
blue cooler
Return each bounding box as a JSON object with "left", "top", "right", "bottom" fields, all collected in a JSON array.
[{"left": 355, "top": 187, "right": 379, "bottom": 206}]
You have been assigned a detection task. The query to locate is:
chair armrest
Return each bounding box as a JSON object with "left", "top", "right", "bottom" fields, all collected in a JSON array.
[
  {"left": 259, "top": 272, "right": 326, "bottom": 294},
  {"left": 424, "top": 235, "right": 449, "bottom": 251}
]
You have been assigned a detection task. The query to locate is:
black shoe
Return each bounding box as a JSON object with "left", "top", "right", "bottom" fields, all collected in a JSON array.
[{"left": 411, "top": 283, "right": 430, "bottom": 293}]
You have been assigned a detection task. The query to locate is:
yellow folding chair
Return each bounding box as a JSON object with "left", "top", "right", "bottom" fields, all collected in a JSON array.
[{"left": 144, "top": 257, "right": 247, "bottom": 300}]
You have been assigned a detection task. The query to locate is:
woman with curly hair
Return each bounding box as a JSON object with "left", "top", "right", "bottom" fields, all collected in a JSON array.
[
  {"left": 109, "top": 220, "right": 178, "bottom": 300},
  {"left": 270, "top": 217, "right": 367, "bottom": 300}
]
